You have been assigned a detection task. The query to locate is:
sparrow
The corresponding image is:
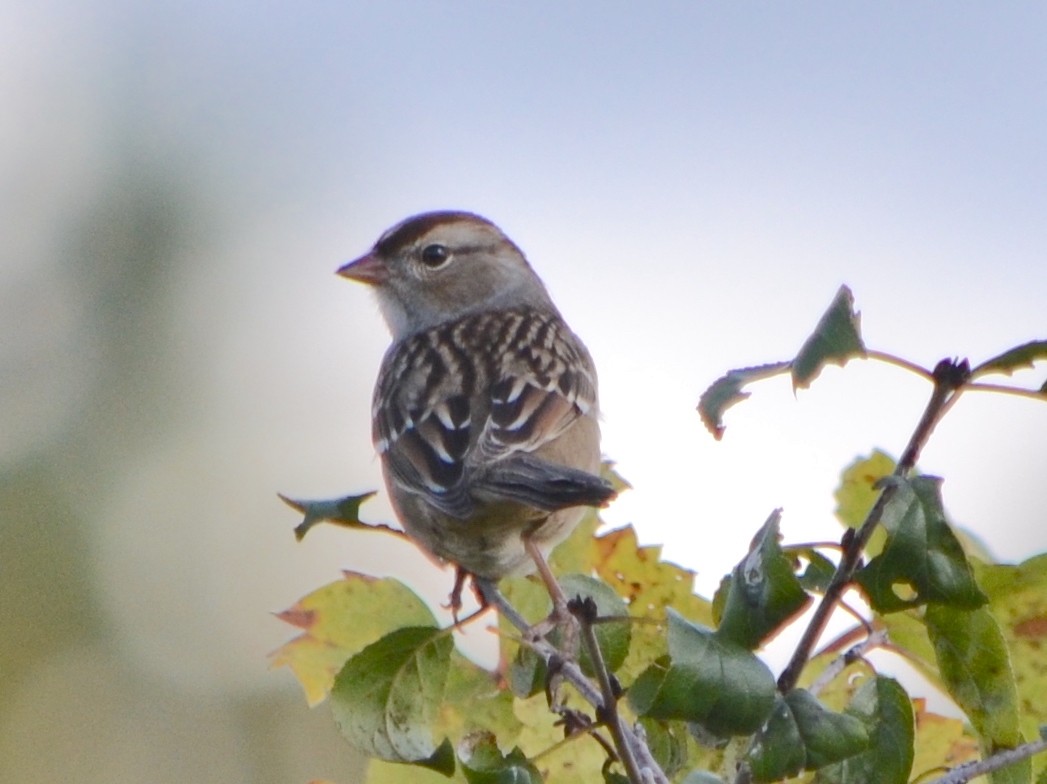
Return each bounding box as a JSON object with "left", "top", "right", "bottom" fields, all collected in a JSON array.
[{"left": 337, "top": 211, "right": 614, "bottom": 597}]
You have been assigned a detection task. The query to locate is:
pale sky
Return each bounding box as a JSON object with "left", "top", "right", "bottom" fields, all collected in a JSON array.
[{"left": 3, "top": 3, "right": 1046, "bottom": 778}]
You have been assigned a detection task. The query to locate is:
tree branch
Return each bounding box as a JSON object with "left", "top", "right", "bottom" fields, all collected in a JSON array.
[
  {"left": 865, "top": 349, "right": 935, "bottom": 380},
  {"left": 570, "top": 596, "right": 644, "bottom": 784},
  {"left": 965, "top": 380, "right": 1047, "bottom": 402},
  {"left": 476, "top": 579, "right": 669, "bottom": 784},
  {"left": 777, "top": 358, "right": 971, "bottom": 693},
  {"left": 924, "top": 735, "right": 1047, "bottom": 784},
  {"left": 806, "top": 628, "right": 888, "bottom": 696}
]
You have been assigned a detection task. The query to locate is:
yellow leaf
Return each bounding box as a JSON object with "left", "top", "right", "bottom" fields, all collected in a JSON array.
[
  {"left": 593, "top": 526, "right": 711, "bottom": 624},
  {"left": 512, "top": 692, "right": 609, "bottom": 784},
  {"left": 592, "top": 525, "right": 713, "bottom": 681},
  {"left": 910, "top": 699, "right": 979, "bottom": 781},
  {"left": 270, "top": 571, "right": 435, "bottom": 705},
  {"left": 834, "top": 451, "right": 895, "bottom": 556},
  {"left": 974, "top": 554, "right": 1047, "bottom": 776}
]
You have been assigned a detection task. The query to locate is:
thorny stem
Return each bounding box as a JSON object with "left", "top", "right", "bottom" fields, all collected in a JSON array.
[
  {"left": 475, "top": 579, "right": 669, "bottom": 784},
  {"left": 570, "top": 597, "right": 644, "bottom": 784},
  {"left": 777, "top": 358, "right": 971, "bottom": 693}
]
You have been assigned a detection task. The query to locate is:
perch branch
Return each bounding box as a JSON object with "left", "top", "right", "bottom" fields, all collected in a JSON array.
[
  {"left": 476, "top": 579, "right": 669, "bottom": 784},
  {"left": 777, "top": 359, "right": 970, "bottom": 692}
]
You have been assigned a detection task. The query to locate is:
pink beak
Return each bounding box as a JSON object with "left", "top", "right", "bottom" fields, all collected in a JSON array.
[{"left": 336, "top": 251, "right": 388, "bottom": 285}]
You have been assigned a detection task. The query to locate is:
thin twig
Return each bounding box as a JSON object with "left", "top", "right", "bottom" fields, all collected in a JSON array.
[
  {"left": 865, "top": 349, "right": 935, "bottom": 379},
  {"left": 570, "top": 597, "right": 644, "bottom": 784},
  {"left": 787, "top": 540, "right": 845, "bottom": 553},
  {"left": 807, "top": 629, "right": 888, "bottom": 696},
  {"left": 475, "top": 579, "right": 670, "bottom": 784},
  {"left": 811, "top": 622, "right": 870, "bottom": 659},
  {"left": 924, "top": 736, "right": 1047, "bottom": 784},
  {"left": 777, "top": 359, "right": 970, "bottom": 692},
  {"left": 965, "top": 380, "right": 1047, "bottom": 401},
  {"left": 834, "top": 596, "right": 874, "bottom": 632},
  {"left": 897, "top": 359, "right": 969, "bottom": 470}
]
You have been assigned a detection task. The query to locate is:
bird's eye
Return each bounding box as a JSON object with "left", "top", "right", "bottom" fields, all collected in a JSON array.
[{"left": 420, "top": 243, "right": 450, "bottom": 268}]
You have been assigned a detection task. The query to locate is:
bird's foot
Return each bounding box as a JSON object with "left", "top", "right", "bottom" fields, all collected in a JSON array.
[{"left": 445, "top": 566, "right": 494, "bottom": 627}]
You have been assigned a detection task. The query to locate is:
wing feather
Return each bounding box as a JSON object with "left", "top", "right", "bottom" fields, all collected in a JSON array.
[{"left": 373, "top": 308, "right": 599, "bottom": 517}]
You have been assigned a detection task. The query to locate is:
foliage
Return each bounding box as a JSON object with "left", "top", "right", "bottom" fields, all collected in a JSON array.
[{"left": 275, "top": 285, "right": 1047, "bottom": 783}]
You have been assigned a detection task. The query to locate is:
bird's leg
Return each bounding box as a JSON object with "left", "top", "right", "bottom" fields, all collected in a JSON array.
[
  {"left": 523, "top": 537, "right": 580, "bottom": 653},
  {"left": 446, "top": 566, "right": 495, "bottom": 628},
  {"left": 522, "top": 537, "right": 582, "bottom": 709},
  {"left": 524, "top": 537, "right": 570, "bottom": 617},
  {"left": 447, "top": 565, "right": 470, "bottom": 624}
]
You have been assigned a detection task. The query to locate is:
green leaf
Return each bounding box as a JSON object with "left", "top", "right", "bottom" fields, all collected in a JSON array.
[
  {"left": 506, "top": 643, "right": 544, "bottom": 700},
  {"left": 785, "top": 546, "right": 837, "bottom": 594},
  {"left": 975, "top": 555, "right": 1047, "bottom": 765},
  {"left": 925, "top": 604, "right": 1030, "bottom": 783},
  {"left": 782, "top": 690, "right": 868, "bottom": 768},
  {"left": 855, "top": 475, "right": 987, "bottom": 612},
  {"left": 459, "top": 732, "right": 542, "bottom": 784},
  {"left": 629, "top": 610, "right": 776, "bottom": 736},
  {"left": 271, "top": 572, "right": 437, "bottom": 705},
  {"left": 558, "top": 574, "right": 632, "bottom": 675},
  {"left": 697, "top": 362, "right": 791, "bottom": 439},
  {"left": 331, "top": 625, "right": 453, "bottom": 765},
  {"left": 420, "top": 739, "right": 457, "bottom": 777},
  {"left": 438, "top": 653, "right": 519, "bottom": 750},
  {"left": 814, "top": 676, "right": 914, "bottom": 784},
  {"left": 713, "top": 510, "right": 811, "bottom": 649},
  {"left": 637, "top": 718, "right": 688, "bottom": 778},
  {"left": 971, "top": 340, "right": 1047, "bottom": 379},
  {"left": 747, "top": 689, "right": 869, "bottom": 782},
  {"left": 279, "top": 491, "right": 404, "bottom": 541},
  {"left": 791, "top": 285, "right": 866, "bottom": 390}
]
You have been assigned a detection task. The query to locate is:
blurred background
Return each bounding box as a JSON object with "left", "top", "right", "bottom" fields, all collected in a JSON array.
[{"left": 3, "top": 3, "right": 1045, "bottom": 782}]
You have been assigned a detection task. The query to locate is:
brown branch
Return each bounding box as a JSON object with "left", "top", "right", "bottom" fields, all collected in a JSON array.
[
  {"left": 570, "top": 596, "right": 644, "bottom": 784},
  {"left": 777, "top": 358, "right": 971, "bottom": 693},
  {"left": 865, "top": 349, "right": 935, "bottom": 380},
  {"left": 476, "top": 579, "right": 669, "bottom": 784},
  {"left": 965, "top": 380, "right": 1047, "bottom": 402},
  {"left": 807, "top": 629, "right": 888, "bottom": 696},
  {"left": 924, "top": 735, "right": 1047, "bottom": 784}
]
